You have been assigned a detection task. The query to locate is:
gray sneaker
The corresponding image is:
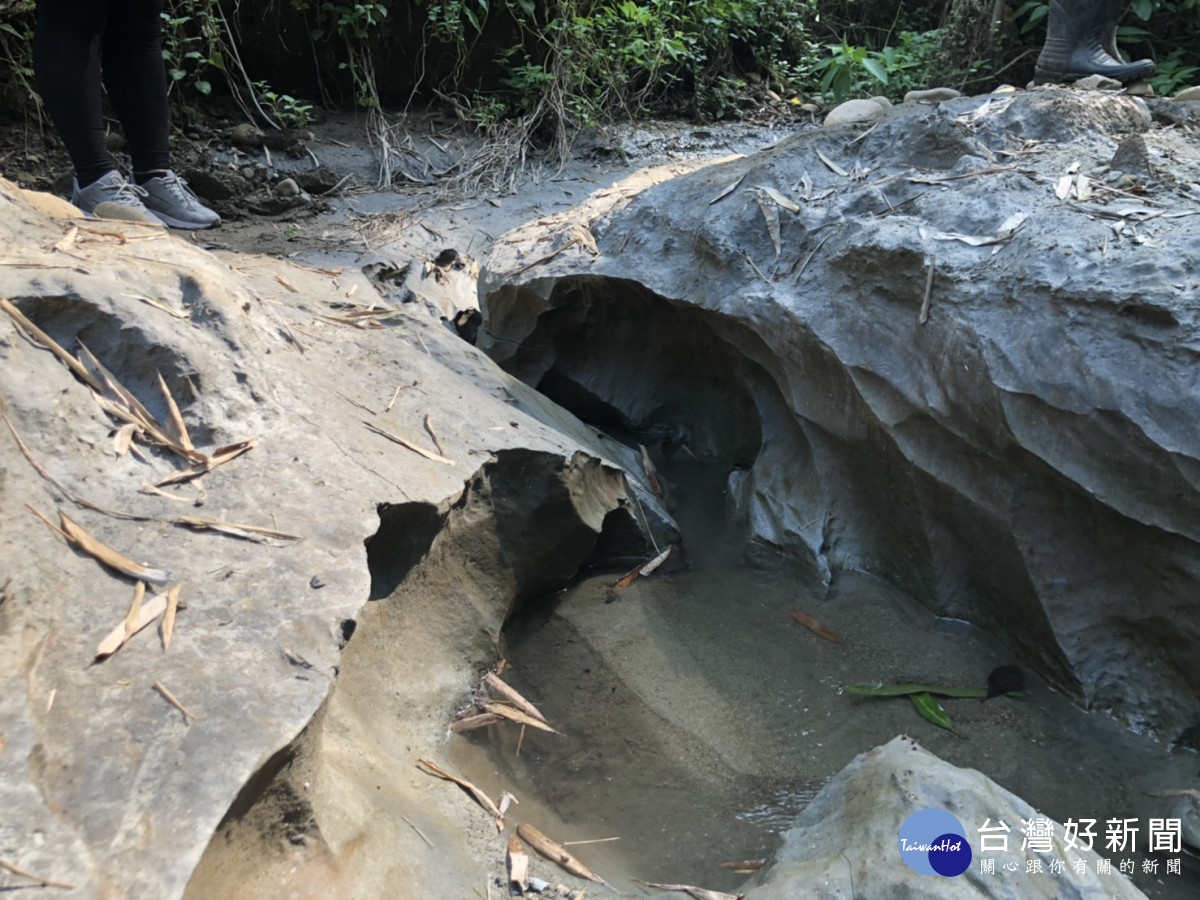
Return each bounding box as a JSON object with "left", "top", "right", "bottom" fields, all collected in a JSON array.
[
  {"left": 139, "top": 170, "right": 221, "bottom": 230},
  {"left": 72, "top": 169, "right": 160, "bottom": 221}
]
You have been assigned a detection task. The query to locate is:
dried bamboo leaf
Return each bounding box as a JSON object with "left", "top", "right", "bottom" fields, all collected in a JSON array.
[
  {"left": 0, "top": 858, "right": 75, "bottom": 891},
  {"left": 516, "top": 823, "right": 602, "bottom": 883},
  {"left": 507, "top": 836, "right": 530, "bottom": 892},
  {"left": 1074, "top": 172, "right": 1093, "bottom": 201},
  {"left": 638, "top": 444, "right": 662, "bottom": 496},
  {"left": 423, "top": 414, "right": 447, "bottom": 457},
  {"left": 415, "top": 758, "right": 503, "bottom": 822},
  {"left": 638, "top": 882, "right": 744, "bottom": 900},
  {"left": 154, "top": 680, "right": 196, "bottom": 721},
  {"left": 449, "top": 713, "right": 503, "bottom": 733},
  {"left": 161, "top": 584, "right": 180, "bottom": 652},
  {"left": 815, "top": 148, "right": 849, "bottom": 177},
  {"left": 484, "top": 672, "right": 548, "bottom": 724},
  {"left": 96, "top": 590, "right": 168, "bottom": 658},
  {"left": 76, "top": 342, "right": 161, "bottom": 435},
  {"left": 639, "top": 545, "right": 672, "bottom": 577},
  {"left": 480, "top": 701, "right": 558, "bottom": 734},
  {"left": 788, "top": 609, "right": 843, "bottom": 644},
  {"left": 755, "top": 184, "right": 801, "bottom": 213},
  {"left": 53, "top": 224, "right": 79, "bottom": 252},
  {"left": 708, "top": 172, "right": 747, "bottom": 206},
  {"left": 0, "top": 298, "right": 104, "bottom": 392},
  {"left": 156, "top": 438, "right": 256, "bottom": 486},
  {"left": 157, "top": 372, "right": 194, "bottom": 452},
  {"left": 57, "top": 509, "right": 172, "bottom": 584},
  {"left": 1055, "top": 174, "right": 1074, "bottom": 200},
  {"left": 752, "top": 191, "right": 783, "bottom": 258},
  {"left": 124, "top": 581, "right": 146, "bottom": 638},
  {"left": 209, "top": 437, "right": 257, "bottom": 465},
  {"left": 175, "top": 516, "right": 303, "bottom": 543},
  {"left": 614, "top": 563, "right": 642, "bottom": 590},
  {"left": 140, "top": 483, "right": 194, "bottom": 502},
  {"left": 720, "top": 859, "right": 765, "bottom": 873},
  {"left": 363, "top": 421, "right": 455, "bottom": 465},
  {"left": 498, "top": 791, "right": 517, "bottom": 819},
  {"left": 112, "top": 423, "right": 137, "bottom": 455}
]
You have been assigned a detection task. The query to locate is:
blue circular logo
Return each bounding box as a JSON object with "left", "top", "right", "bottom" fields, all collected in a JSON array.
[{"left": 897, "top": 809, "right": 972, "bottom": 877}]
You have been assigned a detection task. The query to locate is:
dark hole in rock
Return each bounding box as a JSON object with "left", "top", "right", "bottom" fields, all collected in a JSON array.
[
  {"left": 497, "top": 276, "right": 766, "bottom": 471},
  {"left": 364, "top": 501, "right": 443, "bottom": 600},
  {"left": 337, "top": 618, "right": 357, "bottom": 646}
]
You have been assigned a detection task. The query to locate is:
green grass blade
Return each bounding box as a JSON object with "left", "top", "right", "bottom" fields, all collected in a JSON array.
[{"left": 845, "top": 682, "right": 988, "bottom": 699}]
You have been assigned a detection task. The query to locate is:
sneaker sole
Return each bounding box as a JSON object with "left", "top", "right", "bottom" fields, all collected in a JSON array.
[{"left": 146, "top": 211, "right": 222, "bottom": 230}]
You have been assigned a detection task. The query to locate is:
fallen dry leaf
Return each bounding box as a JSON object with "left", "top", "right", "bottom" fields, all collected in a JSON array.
[
  {"left": 449, "top": 712, "right": 502, "bottom": 733},
  {"left": 0, "top": 858, "right": 74, "bottom": 891},
  {"left": 720, "top": 859, "right": 765, "bottom": 873},
  {"left": 161, "top": 584, "right": 180, "bottom": 652},
  {"left": 416, "top": 758, "right": 505, "bottom": 830},
  {"left": 788, "top": 609, "right": 843, "bottom": 644},
  {"left": 363, "top": 421, "right": 455, "bottom": 465},
  {"left": 112, "top": 422, "right": 137, "bottom": 455},
  {"left": 639, "top": 544, "right": 672, "bottom": 577},
  {"left": 154, "top": 681, "right": 196, "bottom": 722},
  {"left": 507, "top": 836, "right": 530, "bottom": 893},
  {"left": 96, "top": 590, "right": 169, "bottom": 658},
  {"left": 484, "top": 672, "right": 548, "bottom": 724},
  {"left": 175, "top": 516, "right": 303, "bottom": 544},
  {"left": 124, "top": 580, "right": 146, "bottom": 638},
  {"left": 638, "top": 444, "right": 662, "bottom": 496},
  {"left": 480, "top": 701, "right": 558, "bottom": 734},
  {"left": 157, "top": 373, "right": 194, "bottom": 452},
  {"left": 516, "top": 823, "right": 602, "bottom": 882},
  {"left": 47, "top": 507, "right": 171, "bottom": 584}
]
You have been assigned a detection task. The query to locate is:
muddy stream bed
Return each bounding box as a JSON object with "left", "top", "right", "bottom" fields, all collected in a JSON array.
[{"left": 448, "top": 445, "right": 1199, "bottom": 898}]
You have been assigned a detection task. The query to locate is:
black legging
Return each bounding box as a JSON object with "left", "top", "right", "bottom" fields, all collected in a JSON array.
[{"left": 34, "top": 0, "right": 170, "bottom": 186}]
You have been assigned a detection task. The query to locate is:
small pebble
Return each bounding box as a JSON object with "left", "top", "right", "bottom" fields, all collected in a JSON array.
[{"left": 275, "top": 177, "right": 301, "bottom": 198}]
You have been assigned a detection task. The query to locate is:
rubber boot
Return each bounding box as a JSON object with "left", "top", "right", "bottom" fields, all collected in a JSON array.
[{"left": 1034, "top": 0, "right": 1155, "bottom": 84}]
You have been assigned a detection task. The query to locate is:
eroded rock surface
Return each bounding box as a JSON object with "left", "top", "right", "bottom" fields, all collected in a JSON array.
[
  {"left": 481, "top": 88, "right": 1200, "bottom": 739},
  {"left": 0, "top": 177, "right": 655, "bottom": 896}
]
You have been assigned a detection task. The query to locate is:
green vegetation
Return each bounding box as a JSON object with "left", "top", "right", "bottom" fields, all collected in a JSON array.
[{"left": 1, "top": 1, "right": 1197, "bottom": 133}]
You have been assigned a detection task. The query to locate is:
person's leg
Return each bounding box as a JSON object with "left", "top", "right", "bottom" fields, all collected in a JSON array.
[
  {"left": 100, "top": 0, "right": 170, "bottom": 180},
  {"left": 1035, "top": 0, "right": 1155, "bottom": 84},
  {"left": 99, "top": 0, "right": 219, "bottom": 228},
  {"left": 33, "top": 0, "right": 115, "bottom": 187}
]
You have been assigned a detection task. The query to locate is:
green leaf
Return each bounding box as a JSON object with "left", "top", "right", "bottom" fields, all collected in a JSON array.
[
  {"left": 195, "top": 80, "right": 212, "bottom": 96},
  {"left": 844, "top": 682, "right": 988, "bottom": 699},
  {"left": 861, "top": 57, "right": 888, "bottom": 85},
  {"left": 910, "top": 692, "right": 954, "bottom": 730},
  {"left": 1130, "top": 0, "right": 1152, "bottom": 20},
  {"left": 0, "top": 23, "right": 22, "bottom": 38}
]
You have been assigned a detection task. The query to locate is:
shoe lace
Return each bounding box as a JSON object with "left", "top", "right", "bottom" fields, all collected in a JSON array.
[
  {"left": 157, "top": 172, "right": 202, "bottom": 210},
  {"left": 108, "top": 180, "right": 150, "bottom": 205}
]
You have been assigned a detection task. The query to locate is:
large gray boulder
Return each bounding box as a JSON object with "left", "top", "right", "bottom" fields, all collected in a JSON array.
[
  {"left": 746, "top": 735, "right": 1146, "bottom": 899},
  {"left": 480, "top": 88, "right": 1200, "bottom": 739}
]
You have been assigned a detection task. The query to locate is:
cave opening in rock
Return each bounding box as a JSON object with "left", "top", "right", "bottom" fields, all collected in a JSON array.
[{"left": 453, "top": 273, "right": 1200, "bottom": 896}]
